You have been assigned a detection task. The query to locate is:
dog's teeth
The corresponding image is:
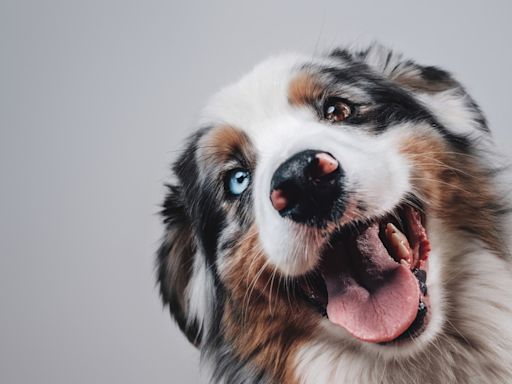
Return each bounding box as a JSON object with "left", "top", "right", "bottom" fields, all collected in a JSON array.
[
  {"left": 396, "top": 237, "right": 412, "bottom": 263},
  {"left": 386, "top": 223, "right": 412, "bottom": 265},
  {"left": 385, "top": 222, "right": 400, "bottom": 237}
]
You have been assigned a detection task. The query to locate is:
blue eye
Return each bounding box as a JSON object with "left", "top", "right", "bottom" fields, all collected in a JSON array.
[{"left": 227, "top": 169, "right": 250, "bottom": 196}]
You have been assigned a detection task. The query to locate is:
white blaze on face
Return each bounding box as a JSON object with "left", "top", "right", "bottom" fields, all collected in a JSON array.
[
  {"left": 201, "top": 54, "right": 412, "bottom": 277},
  {"left": 253, "top": 118, "right": 412, "bottom": 275}
]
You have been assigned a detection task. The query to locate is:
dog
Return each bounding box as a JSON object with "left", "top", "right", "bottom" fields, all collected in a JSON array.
[{"left": 156, "top": 43, "right": 512, "bottom": 383}]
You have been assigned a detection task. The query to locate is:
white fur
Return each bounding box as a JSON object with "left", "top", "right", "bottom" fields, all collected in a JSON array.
[
  {"left": 186, "top": 249, "right": 215, "bottom": 339},
  {"left": 252, "top": 118, "right": 413, "bottom": 275}
]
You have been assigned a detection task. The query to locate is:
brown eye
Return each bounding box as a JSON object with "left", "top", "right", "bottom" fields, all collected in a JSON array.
[{"left": 323, "top": 97, "right": 352, "bottom": 123}]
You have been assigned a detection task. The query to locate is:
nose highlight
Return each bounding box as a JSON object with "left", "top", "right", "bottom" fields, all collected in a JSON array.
[
  {"left": 269, "top": 150, "right": 345, "bottom": 225},
  {"left": 313, "top": 152, "right": 339, "bottom": 178}
]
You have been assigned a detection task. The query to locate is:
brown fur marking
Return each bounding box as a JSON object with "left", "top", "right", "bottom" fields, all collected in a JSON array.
[
  {"left": 198, "top": 125, "right": 255, "bottom": 169},
  {"left": 288, "top": 72, "right": 325, "bottom": 107},
  {"left": 220, "top": 227, "right": 318, "bottom": 383},
  {"left": 394, "top": 72, "right": 456, "bottom": 94},
  {"left": 400, "top": 133, "right": 508, "bottom": 257}
]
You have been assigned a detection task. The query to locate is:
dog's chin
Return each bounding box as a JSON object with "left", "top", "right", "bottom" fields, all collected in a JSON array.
[{"left": 290, "top": 202, "right": 439, "bottom": 351}]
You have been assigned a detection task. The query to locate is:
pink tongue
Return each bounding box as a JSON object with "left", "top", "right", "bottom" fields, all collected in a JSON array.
[{"left": 323, "top": 223, "right": 420, "bottom": 343}]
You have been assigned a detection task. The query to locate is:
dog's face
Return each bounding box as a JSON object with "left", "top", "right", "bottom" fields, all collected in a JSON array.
[{"left": 158, "top": 45, "right": 507, "bottom": 382}]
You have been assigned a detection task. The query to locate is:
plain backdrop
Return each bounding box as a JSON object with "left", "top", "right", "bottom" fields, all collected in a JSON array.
[{"left": 1, "top": 1, "right": 511, "bottom": 383}]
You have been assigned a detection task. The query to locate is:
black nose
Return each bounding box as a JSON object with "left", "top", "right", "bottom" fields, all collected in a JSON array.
[{"left": 270, "top": 150, "right": 345, "bottom": 226}]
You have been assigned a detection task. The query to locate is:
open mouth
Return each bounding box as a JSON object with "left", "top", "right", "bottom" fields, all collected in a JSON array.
[{"left": 299, "top": 203, "right": 431, "bottom": 344}]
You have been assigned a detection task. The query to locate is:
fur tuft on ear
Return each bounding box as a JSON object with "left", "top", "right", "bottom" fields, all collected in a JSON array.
[
  {"left": 334, "top": 43, "right": 489, "bottom": 134},
  {"left": 352, "top": 43, "right": 458, "bottom": 94},
  {"left": 157, "top": 184, "right": 202, "bottom": 346}
]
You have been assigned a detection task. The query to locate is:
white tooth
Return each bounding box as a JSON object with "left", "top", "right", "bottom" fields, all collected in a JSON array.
[
  {"left": 400, "top": 259, "right": 410, "bottom": 268},
  {"left": 386, "top": 223, "right": 412, "bottom": 264},
  {"left": 396, "top": 239, "right": 412, "bottom": 263},
  {"left": 385, "top": 223, "right": 398, "bottom": 237}
]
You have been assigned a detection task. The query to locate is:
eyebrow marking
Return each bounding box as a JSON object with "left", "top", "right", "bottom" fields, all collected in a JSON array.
[
  {"left": 288, "top": 72, "right": 325, "bottom": 107},
  {"left": 197, "top": 125, "right": 255, "bottom": 169}
]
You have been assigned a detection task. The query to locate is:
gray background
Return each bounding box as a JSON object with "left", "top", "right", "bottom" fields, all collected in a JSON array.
[{"left": 1, "top": 1, "right": 511, "bottom": 383}]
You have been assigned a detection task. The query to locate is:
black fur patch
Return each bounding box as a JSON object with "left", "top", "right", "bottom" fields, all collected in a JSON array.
[
  {"left": 157, "top": 184, "right": 202, "bottom": 345},
  {"left": 157, "top": 126, "right": 257, "bottom": 354},
  {"left": 297, "top": 59, "right": 476, "bottom": 153}
]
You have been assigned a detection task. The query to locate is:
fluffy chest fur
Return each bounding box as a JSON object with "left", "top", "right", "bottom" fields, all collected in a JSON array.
[{"left": 157, "top": 44, "right": 512, "bottom": 383}]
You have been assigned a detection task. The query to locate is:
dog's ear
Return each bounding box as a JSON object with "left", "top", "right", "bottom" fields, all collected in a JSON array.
[
  {"left": 354, "top": 43, "right": 458, "bottom": 94},
  {"left": 350, "top": 43, "right": 489, "bottom": 134},
  {"left": 157, "top": 184, "right": 202, "bottom": 346}
]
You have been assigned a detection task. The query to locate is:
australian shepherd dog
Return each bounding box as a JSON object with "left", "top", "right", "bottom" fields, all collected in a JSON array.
[{"left": 156, "top": 44, "right": 512, "bottom": 383}]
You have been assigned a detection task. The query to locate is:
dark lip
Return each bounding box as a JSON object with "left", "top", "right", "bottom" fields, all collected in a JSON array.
[{"left": 296, "top": 200, "right": 430, "bottom": 344}]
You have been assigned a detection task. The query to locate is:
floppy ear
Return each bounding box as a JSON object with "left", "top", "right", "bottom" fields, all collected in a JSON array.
[
  {"left": 355, "top": 43, "right": 458, "bottom": 94},
  {"left": 157, "top": 184, "right": 201, "bottom": 346}
]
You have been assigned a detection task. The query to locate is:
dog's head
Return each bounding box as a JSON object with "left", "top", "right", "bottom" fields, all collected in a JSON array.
[{"left": 157, "top": 44, "right": 508, "bottom": 382}]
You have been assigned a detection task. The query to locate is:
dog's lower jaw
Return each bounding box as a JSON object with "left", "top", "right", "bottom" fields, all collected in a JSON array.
[
  {"left": 290, "top": 247, "right": 512, "bottom": 384},
  {"left": 199, "top": 216, "right": 512, "bottom": 384}
]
